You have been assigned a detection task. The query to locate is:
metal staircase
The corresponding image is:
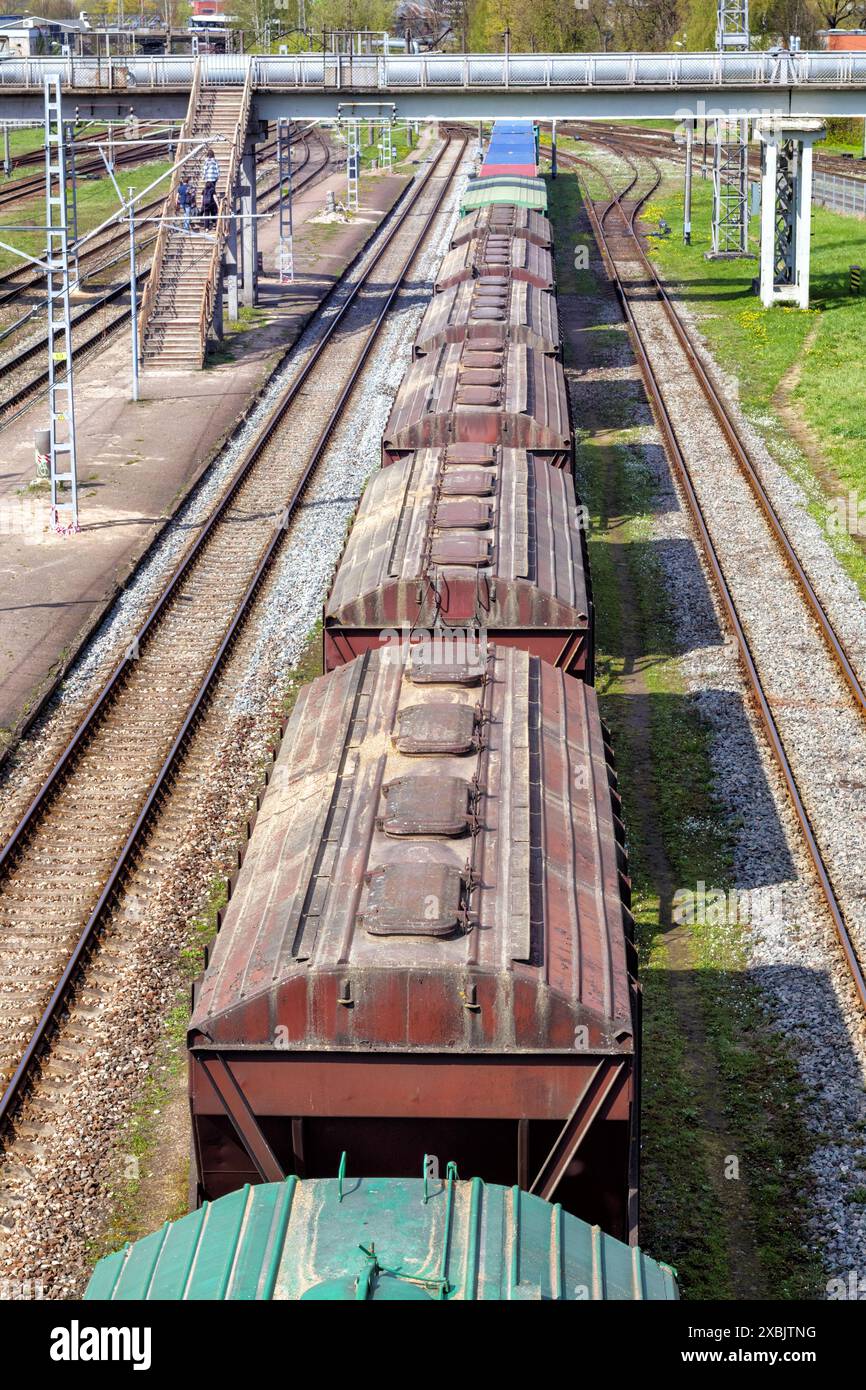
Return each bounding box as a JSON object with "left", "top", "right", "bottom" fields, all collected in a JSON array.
[{"left": 138, "top": 60, "right": 252, "bottom": 370}]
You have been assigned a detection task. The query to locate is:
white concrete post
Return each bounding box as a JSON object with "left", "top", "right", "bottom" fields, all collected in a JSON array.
[
  {"left": 795, "top": 142, "right": 814, "bottom": 309},
  {"left": 759, "top": 138, "right": 777, "bottom": 308},
  {"left": 225, "top": 211, "right": 239, "bottom": 321},
  {"left": 240, "top": 140, "right": 258, "bottom": 308}
]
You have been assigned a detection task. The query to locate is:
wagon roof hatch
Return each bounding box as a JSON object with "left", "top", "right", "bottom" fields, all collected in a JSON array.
[
  {"left": 409, "top": 643, "right": 487, "bottom": 685},
  {"left": 430, "top": 530, "right": 490, "bottom": 566},
  {"left": 392, "top": 701, "right": 479, "bottom": 755},
  {"left": 361, "top": 861, "right": 465, "bottom": 938},
  {"left": 379, "top": 774, "right": 471, "bottom": 837}
]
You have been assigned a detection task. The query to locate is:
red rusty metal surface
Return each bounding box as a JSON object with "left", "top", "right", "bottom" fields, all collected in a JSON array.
[
  {"left": 188, "top": 646, "right": 637, "bottom": 1228},
  {"left": 414, "top": 276, "right": 560, "bottom": 358},
  {"left": 323, "top": 447, "right": 592, "bottom": 675},
  {"left": 382, "top": 341, "right": 572, "bottom": 467},
  {"left": 190, "top": 646, "right": 633, "bottom": 1054},
  {"left": 436, "top": 232, "right": 555, "bottom": 292},
  {"left": 193, "top": 1054, "right": 632, "bottom": 1123},
  {"left": 452, "top": 205, "right": 553, "bottom": 250}
]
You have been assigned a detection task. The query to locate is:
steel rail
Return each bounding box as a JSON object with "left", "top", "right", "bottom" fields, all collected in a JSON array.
[
  {"left": 0, "top": 130, "right": 330, "bottom": 419},
  {"left": 0, "top": 132, "right": 313, "bottom": 345},
  {"left": 0, "top": 129, "right": 291, "bottom": 311},
  {"left": 563, "top": 136, "right": 866, "bottom": 718},
  {"left": 564, "top": 120, "right": 866, "bottom": 187},
  {"left": 575, "top": 142, "right": 866, "bottom": 1008},
  {"left": 0, "top": 135, "right": 464, "bottom": 1133},
  {"left": 0, "top": 131, "right": 331, "bottom": 775},
  {"left": 0, "top": 137, "right": 174, "bottom": 212}
]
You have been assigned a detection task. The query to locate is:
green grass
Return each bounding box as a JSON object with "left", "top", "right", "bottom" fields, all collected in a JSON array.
[
  {"left": 819, "top": 117, "right": 866, "bottom": 156},
  {"left": 2, "top": 123, "right": 48, "bottom": 160},
  {"left": 331, "top": 123, "right": 416, "bottom": 176},
  {"left": 95, "top": 624, "right": 324, "bottom": 1262},
  {"left": 0, "top": 157, "right": 172, "bottom": 276},
  {"left": 646, "top": 169, "right": 866, "bottom": 597}
]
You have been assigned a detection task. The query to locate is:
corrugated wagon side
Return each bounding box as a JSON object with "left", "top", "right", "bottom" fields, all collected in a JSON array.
[
  {"left": 382, "top": 340, "right": 573, "bottom": 468},
  {"left": 435, "top": 234, "right": 555, "bottom": 292},
  {"left": 188, "top": 645, "right": 639, "bottom": 1243},
  {"left": 452, "top": 205, "right": 553, "bottom": 250},
  {"left": 87, "top": 1176, "right": 678, "bottom": 1301},
  {"left": 460, "top": 176, "right": 548, "bottom": 217},
  {"left": 322, "top": 446, "right": 593, "bottom": 680},
  {"left": 414, "top": 276, "right": 561, "bottom": 358}
]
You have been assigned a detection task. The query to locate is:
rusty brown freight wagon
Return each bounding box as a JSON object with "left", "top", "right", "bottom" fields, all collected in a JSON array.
[
  {"left": 451, "top": 204, "right": 553, "bottom": 250},
  {"left": 188, "top": 645, "right": 639, "bottom": 1242},
  {"left": 435, "top": 232, "right": 555, "bottom": 292},
  {"left": 323, "top": 446, "right": 592, "bottom": 679},
  {"left": 382, "top": 341, "right": 572, "bottom": 467},
  {"left": 413, "top": 276, "right": 561, "bottom": 358}
]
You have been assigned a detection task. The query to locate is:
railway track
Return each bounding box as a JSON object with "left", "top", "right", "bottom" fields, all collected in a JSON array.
[
  {"left": 565, "top": 120, "right": 866, "bottom": 185},
  {"left": 0, "top": 131, "right": 176, "bottom": 213},
  {"left": 0, "top": 128, "right": 331, "bottom": 421},
  {"left": 0, "top": 125, "right": 295, "bottom": 328},
  {"left": 0, "top": 134, "right": 465, "bottom": 1146},
  {"left": 570, "top": 137, "right": 866, "bottom": 1010}
]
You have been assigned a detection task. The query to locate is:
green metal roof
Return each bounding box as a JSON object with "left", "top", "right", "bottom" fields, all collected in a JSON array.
[
  {"left": 86, "top": 1175, "right": 678, "bottom": 1301},
  {"left": 460, "top": 175, "right": 548, "bottom": 215}
]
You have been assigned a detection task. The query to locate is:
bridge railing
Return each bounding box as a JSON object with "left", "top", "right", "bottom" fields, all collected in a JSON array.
[{"left": 1, "top": 51, "right": 866, "bottom": 90}]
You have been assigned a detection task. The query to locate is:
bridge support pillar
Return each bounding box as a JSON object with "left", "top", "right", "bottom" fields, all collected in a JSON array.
[
  {"left": 224, "top": 210, "right": 239, "bottom": 322},
  {"left": 239, "top": 136, "right": 258, "bottom": 309},
  {"left": 756, "top": 118, "right": 825, "bottom": 310}
]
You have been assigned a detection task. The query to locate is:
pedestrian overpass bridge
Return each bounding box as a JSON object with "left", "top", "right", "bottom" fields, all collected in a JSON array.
[{"left": 1, "top": 50, "right": 866, "bottom": 123}]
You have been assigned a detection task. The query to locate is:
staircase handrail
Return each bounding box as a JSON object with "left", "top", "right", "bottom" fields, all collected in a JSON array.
[
  {"left": 137, "top": 55, "right": 203, "bottom": 350},
  {"left": 197, "top": 58, "right": 254, "bottom": 364}
]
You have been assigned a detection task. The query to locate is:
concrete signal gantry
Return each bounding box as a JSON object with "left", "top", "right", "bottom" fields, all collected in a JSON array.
[{"left": 756, "top": 117, "right": 826, "bottom": 309}]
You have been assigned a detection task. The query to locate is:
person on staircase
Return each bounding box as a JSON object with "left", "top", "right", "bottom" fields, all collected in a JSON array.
[
  {"left": 202, "top": 147, "right": 220, "bottom": 215},
  {"left": 177, "top": 176, "right": 195, "bottom": 233}
]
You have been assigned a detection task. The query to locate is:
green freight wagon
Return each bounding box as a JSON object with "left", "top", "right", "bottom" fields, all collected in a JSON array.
[
  {"left": 460, "top": 175, "right": 548, "bottom": 216},
  {"left": 86, "top": 1171, "right": 678, "bottom": 1302}
]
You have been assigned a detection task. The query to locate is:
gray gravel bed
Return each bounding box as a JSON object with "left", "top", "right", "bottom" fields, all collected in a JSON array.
[{"left": 0, "top": 146, "right": 470, "bottom": 1297}]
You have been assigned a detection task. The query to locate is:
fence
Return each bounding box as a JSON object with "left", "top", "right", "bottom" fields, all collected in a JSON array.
[{"left": 813, "top": 168, "right": 866, "bottom": 218}]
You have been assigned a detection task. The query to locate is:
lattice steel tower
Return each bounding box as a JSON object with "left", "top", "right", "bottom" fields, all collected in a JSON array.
[
  {"left": 277, "top": 119, "right": 294, "bottom": 283},
  {"left": 709, "top": 0, "right": 751, "bottom": 258},
  {"left": 772, "top": 139, "right": 798, "bottom": 287},
  {"left": 716, "top": 0, "right": 749, "bottom": 49},
  {"left": 43, "top": 75, "right": 80, "bottom": 533}
]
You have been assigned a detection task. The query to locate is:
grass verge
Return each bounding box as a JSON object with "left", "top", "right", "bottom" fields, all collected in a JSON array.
[
  {"left": 92, "top": 625, "right": 324, "bottom": 1266},
  {"left": 0, "top": 158, "right": 172, "bottom": 276},
  {"left": 645, "top": 165, "right": 866, "bottom": 596}
]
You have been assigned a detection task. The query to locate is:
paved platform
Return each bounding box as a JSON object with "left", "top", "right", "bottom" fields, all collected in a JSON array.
[{"left": 0, "top": 153, "right": 419, "bottom": 747}]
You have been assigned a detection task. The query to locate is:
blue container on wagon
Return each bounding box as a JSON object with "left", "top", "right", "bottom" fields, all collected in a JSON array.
[{"left": 480, "top": 119, "right": 538, "bottom": 178}]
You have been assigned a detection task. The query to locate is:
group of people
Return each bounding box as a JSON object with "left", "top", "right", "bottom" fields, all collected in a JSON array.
[{"left": 176, "top": 147, "right": 221, "bottom": 234}]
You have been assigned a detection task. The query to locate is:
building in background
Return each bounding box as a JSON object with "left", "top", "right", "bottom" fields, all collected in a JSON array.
[
  {"left": 0, "top": 14, "right": 91, "bottom": 55},
  {"left": 818, "top": 29, "right": 866, "bottom": 51}
]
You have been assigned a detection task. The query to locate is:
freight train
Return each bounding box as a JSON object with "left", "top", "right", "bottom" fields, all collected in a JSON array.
[{"left": 87, "top": 123, "right": 663, "bottom": 1300}]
